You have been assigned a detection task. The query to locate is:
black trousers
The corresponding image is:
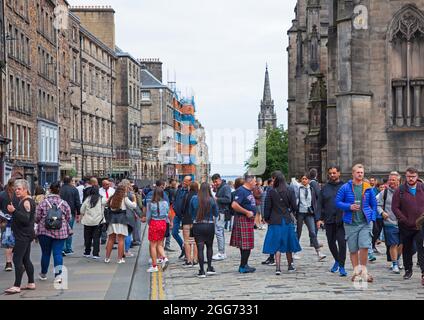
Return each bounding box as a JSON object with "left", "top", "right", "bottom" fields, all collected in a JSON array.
[
  {"left": 84, "top": 225, "right": 102, "bottom": 256},
  {"left": 400, "top": 226, "right": 424, "bottom": 273},
  {"left": 13, "top": 239, "right": 34, "bottom": 287},
  {"left": 372, "top": 219, "right": 384, "bottom": 249},
  {"left": 193, "top": 223, "right": 215, "bottom": 272},
  {"left": 325, "top": 223, "right": 346, "bottom": 267},
  {"left": 100, "top": 224, "right": 108, "bottom": 243}
]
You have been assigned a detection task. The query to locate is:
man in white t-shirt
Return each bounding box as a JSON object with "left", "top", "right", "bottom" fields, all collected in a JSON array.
[{"left": 99, "top": 179, "right": 116, "bottom": 244}]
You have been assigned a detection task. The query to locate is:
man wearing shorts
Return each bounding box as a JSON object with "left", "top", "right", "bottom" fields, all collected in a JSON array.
[
  {"left": 336, "top": 164, "right": 377, "bottom": 282},
  {"left": 377, "top": 171, "right": 402, "bottom": 274}
]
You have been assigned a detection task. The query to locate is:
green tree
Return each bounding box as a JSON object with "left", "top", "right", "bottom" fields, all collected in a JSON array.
[{"left": 245, "top": 125, "right": 288, "bottom": 180}]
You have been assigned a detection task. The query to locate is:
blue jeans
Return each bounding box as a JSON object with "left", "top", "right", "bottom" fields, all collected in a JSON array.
[
  {"left": 63, "top": 216, "right": 75, "bottom": 252},
  {"left": 125, "top": 234, "right": 132, "bottom": 252},
  {"left": 172, "top": 216, "right": 184, "bottom": 250},
  {"left": 38, "top": 235, "right": 66, "bottom": 277}
]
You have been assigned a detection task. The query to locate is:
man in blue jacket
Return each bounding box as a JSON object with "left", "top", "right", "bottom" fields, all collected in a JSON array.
[{"left": 336, "top": 164, "right": 377, "bottom": 283}]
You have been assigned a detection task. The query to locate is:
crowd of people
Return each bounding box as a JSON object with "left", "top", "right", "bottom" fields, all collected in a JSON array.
[{"left": 0, "top": 163, "right": 423, "bottom": 295}]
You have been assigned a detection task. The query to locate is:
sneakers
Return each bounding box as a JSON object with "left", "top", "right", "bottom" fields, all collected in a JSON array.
[
  {"left": 392, "top": 264, "right": 400, "bottom": 274},
  {"left": 339, "top": 266, "right": 347, "bottom": 277},
  {"left": 104, "top": 258, "right": 111, "bottom": 264},
  {"left": 117, "top": 258, "right": 126, "bottom": 264},
  {"left": 403, "top": 270, "right": 413, "bottom": 280},
  {"left": 330, "top": 261, "right": 339, "bottom": 273},
  {"left": 288, "top": 263, "right": 296, "bottom": 272},
  {"left": 92, "top": 255, "right": 101, "bottom": 260},
  {"left": 212, "top": 253, "right": 227, "bottom": 261},
  {"left": 206, "top": 267, "right": 216, "bottom": 275},
  {"left": 38, "top": 273, "right": 47, "bottom": 281},
  {"left": 161, "top": 258, "right": 169, "bottom": 271},
  {"left": 147, "top": 266, "right": 159, "bottom": 273},
  {"left": 197, "top": 270, "right": 206, "bottom": 278},
  {"left": 262, "top": 257, "right": 276, "bottom": 266},
  {"left": 64, "top": 250, "right": 74, "bottom": 256},
  {"left": 4, "top": 262, "right": 12, "bottom": 272},
  {"left": 182, "top": 261, "right": 194, "bottom": 268},
  {"left": 125, "top": 252, "right": 135, "bottom": 258},
  {"left": 317, "top": 252, "right": 327, "bottom": 261},
  {"left": 239, "top": 265, "right": 256, "bottom": 274},
  {"left": 275, "top": 268, "right": 281, "bottom": 276},
  {"left": 178, "top": 250, "right": 186, "bottom": 260},
  {"left": 293, "top": 253, "right": 301, "bottom": 260},
  {"left": 368, "top": 253, "right": 377, "bottom": 262},
  {"left": 83, "top": 254, "right": 92, "bottom": 258}
]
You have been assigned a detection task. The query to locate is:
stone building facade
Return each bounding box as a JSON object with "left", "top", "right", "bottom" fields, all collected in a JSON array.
[
  {"left": 288, "top": 0, "right": 424, "bottom": 181},
  {"left": 70, "top": 6, "right": 117, "bottom": 180},
  {"left": 5, "top": 0, "right": 62, "bottom": 189},
  {"left": 140, "top": 60, "right": 175, "bottom": 181},
  {"left": 114, "top": 47, "right": 142, "bottom": 180}
]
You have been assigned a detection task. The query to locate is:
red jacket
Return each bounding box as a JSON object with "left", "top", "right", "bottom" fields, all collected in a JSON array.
[{"left": 392, "top": 182, "right": 424, "bottom": 230}]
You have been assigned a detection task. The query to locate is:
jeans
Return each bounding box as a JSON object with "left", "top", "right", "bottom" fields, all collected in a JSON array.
[
  {"left": 165, "top": 235, "right": 171, "bottom": 248},
  {"left": 38, "top": 235, "right": 66, "bottom": 277},
  {"left": 125, "top": 233, "right": 132, "bottom": 252},
  {"left": 296, "top": 213, "right": 319, "bottom": 249},
  {"left": 325, "top": 223, "right": 346, "bottom": 267},
  {"left": 132, "top": 218, "right": 142, "bottom": 243},
  {"left": 13, "top": 239, "right": 34, "bottom": 287},
  {"left": 84, "top": 225, "right": 102, "bottom": 256},
  {"left": 215, "top": 213, "right": 226, "bottom": 254},
  {"left": 172, "top": 215, "right": 184, "bottom": 250},
  {"left": 63, "top": 216, "right": 75, "bottom": 252},
  {"left": 101, "top": 224, "right": 108, "bottom": 243}
]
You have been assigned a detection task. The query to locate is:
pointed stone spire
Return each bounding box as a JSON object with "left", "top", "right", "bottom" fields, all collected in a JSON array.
[
  {"left": 262, "top": 64, "right": 272, "bottom": 103},
  {"left": 258, "top": 64, "right": 277, "bottom": 130}
]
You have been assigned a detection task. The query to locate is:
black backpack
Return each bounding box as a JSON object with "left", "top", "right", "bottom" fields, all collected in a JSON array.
[{"left": 45, "top": 199, "right": 64, "bottom": 230}]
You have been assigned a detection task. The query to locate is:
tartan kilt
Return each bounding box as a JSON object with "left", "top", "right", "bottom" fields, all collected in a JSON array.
[{"left": 230, "top": 215, "right": 255, "bottom": 250}]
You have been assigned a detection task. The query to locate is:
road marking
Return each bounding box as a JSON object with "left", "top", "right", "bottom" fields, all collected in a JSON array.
[
  {"left": 151, "top": 272, "right": 158, "bottom": 300},
  {"left": 158, "top": 268, "right": 165, "bottom": 300}
]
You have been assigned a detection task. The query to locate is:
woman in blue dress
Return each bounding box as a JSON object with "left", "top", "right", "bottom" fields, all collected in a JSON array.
[{"left": 263, "top": 173, "right": 301, "bottom": 275}]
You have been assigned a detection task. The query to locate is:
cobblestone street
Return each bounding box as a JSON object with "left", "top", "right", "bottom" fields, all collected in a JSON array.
[{"left": 162, "top": 227, "right": 424, "bottom": 300}]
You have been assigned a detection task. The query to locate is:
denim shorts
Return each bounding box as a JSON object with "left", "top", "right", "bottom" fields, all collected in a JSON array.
[
  {"left": 344, "top": 222, "right": 372, "bottom": 253},
  {"left": 384, "top": 225, "right": 400, "bottom": 247}
]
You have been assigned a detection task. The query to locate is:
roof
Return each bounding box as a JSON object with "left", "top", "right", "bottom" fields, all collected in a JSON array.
[
  {"left": 115, "top": 46, "right": 140, "bottom": 65},
  {"left": 140, "top": 69, "right": 166, "bottom": 88}
]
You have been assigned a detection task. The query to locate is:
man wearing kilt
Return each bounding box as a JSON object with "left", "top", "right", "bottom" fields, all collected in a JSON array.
[{"left": 230, "top": 175, "right": 257, "bottom": 273}]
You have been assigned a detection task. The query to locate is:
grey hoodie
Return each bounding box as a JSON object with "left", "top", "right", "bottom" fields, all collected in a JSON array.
[{"left": 377, "top": 187, "right": 398, "bottom": 226}]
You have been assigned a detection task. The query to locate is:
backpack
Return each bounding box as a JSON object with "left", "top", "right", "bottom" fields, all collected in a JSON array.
[{"left": 45, "top": 199, "right": 64, "bottom": 230}]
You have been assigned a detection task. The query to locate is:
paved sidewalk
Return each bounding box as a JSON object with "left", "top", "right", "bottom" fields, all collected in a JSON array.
[
  {"left": 0, "top": 222, "right": 148, "bottom": 300},
  {"left": 162, "top": 226, "right": 424, "bottom": 300}
]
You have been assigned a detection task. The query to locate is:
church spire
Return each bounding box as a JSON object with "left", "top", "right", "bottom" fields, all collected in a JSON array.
[
  {"left": 258, "top": 64, "right": 277, "bottom": 130},
  {"left": 262, "top": 64, "right": 272, "bottom": 103}
]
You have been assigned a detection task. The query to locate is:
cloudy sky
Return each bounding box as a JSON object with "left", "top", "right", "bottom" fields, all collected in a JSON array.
[{"left": 69, "top": 0, "right": 297, "bottom": 176}]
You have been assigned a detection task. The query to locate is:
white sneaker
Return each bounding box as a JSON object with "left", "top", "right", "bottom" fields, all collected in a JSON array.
[
  {"left": 83, "top": 254, "right": 92, "bottom": 258},
  {"left": 147, "top": 266, "right": 158, "bottom": 273},
  {"left": 318, "top": 252, "right": 327, "bottom": 261},
  {"left": 392, "top": 265, "right": 400, "bottom": 274},
  {"left": 117, "top": 258, "right": 126, "bottom": 264},
  {"left": 212, "top": 253, "right": 226, "bottom": 261},
  {"left": 293, "top": 253, "right": 301, "bottom": 260},
  {"left": 104, "top": 258, "right": 111, "bottom": 264},
  {"left": 125, "top": 252, "right": 134, "bottom": 258},
  {"left": 161, "top": 258, "right": 169, "bottom": 271}
]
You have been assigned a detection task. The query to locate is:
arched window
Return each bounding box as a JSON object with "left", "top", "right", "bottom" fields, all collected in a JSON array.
[{"left": 388, "top": 4, "right": 424, "bottom": 128}]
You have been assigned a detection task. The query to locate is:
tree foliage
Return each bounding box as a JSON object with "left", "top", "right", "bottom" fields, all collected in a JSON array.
[{"left": 245, "top": 125, "right": 289, "bottom": 180}]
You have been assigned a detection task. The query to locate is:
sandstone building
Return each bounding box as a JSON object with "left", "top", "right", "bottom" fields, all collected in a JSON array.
[{"left": 288, "top": 0, "right": 424, "bottom": 181}]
